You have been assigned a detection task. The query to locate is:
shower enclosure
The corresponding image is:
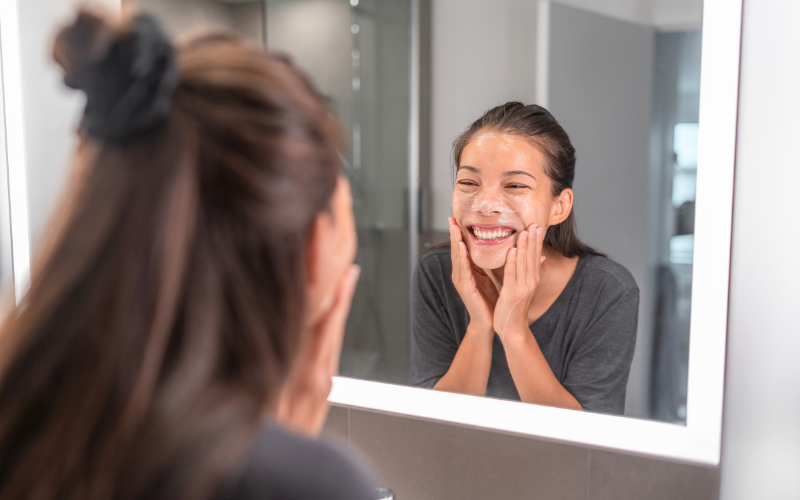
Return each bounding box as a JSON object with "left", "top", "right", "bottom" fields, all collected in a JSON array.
[{"left": 264, "top": 0, "right": 414, "bottom": 384}]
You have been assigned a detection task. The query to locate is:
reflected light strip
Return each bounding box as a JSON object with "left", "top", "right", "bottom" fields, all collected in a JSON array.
[
  {"left": 0, "top": 0, "right": 31, "bottom": 303},
  {"left": 535, "top": 0, "right": 550, "bottom": 108}
]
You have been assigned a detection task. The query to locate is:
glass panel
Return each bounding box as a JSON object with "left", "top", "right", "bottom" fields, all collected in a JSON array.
[
  {"left": 265, "top": 0, "right": 412, "bottom": 384},
  {"left": 651, "top": 31, "right": 702, "bottom": 424}
]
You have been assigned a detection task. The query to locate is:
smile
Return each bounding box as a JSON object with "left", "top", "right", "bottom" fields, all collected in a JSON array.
[{"left": 468, "top": 225, "right": 516, "bottom": 245}]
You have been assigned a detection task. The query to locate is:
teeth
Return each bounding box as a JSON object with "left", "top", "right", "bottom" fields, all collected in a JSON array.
[{"left": 474, "top": 229, "right": 512, "bottom": 240}]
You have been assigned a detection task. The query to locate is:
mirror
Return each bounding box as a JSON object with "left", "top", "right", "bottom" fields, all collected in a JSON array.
[{"left": 2, "top": 0, "right": 739, "bottom": 465}]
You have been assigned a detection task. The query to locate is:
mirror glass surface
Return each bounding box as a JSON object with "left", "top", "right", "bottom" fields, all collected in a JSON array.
[{"left": 73, "top": 0, "right": 703, "bottom": 423}]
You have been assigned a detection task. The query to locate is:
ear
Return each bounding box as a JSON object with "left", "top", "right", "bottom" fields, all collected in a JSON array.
[{"left": 548, "top": 188, "right": 573, "bottom": 226}]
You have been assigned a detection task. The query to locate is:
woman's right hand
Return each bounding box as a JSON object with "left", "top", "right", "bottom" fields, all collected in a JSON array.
[{"left": 449, "top": 217, "right": 498, "bottom": 334}]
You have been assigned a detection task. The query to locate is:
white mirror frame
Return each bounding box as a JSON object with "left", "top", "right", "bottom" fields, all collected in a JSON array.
[
  {"left": 329, "top": 0, "right": 743, "bottom": 466},
  {"left": 0, "top": 0, "right": 741, "bottom": 466}
]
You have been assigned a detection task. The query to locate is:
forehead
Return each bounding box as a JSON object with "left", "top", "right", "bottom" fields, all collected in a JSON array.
[{"left": 459, "top": 132, "right": 545, "bottom": 176}]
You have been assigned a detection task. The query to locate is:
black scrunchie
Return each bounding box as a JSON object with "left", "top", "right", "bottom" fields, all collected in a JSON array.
[{"left": 65, "top": 15, "right": 178, "bottom": 144}]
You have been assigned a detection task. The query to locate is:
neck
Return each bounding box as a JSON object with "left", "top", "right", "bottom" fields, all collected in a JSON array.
[{"left": 485, "top": 246, "right": 563, "bottom": 293}]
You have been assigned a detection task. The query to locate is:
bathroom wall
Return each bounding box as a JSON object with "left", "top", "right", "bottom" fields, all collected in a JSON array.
[
  {"left": 324, "top": 404, "right": 720, "bottom": 499},
  {"left": 719, "top": 0, "right": 800, "bottom": 497},
  {"left": 428, "top": 0, "right": 538, "bottom": 233},
  {"left": 126, "top": 0, "right": 263, "bottom": 44},
  {"left": 546, "top": 2, "right": 655, "bottom": 418}
]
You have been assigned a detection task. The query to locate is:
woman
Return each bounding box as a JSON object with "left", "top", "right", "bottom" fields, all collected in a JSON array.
[
  {"left": 0, "top": 10, "right": 374, "bottom": 500},
  {"left": 410, "top": 102, "right": 639, "bottom": 415}
]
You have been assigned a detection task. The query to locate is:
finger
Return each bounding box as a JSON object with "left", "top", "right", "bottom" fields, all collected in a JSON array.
[
  {"left": 504, "top": 247, "right": 517, "bottom": 288},
  {"left": 533, "top": 226, "right": 544, "bottom": 282},
  {"left": 318, "top": 264, "right": 361, "bottom": 375},
  {"left": 527, "top": 225, "right": 537, "bottom": 283},
  {"left": 458, "top": 242, "right": 474, "bottom": 288},
  {"left": 453, "top": 219, "right": 465, "bottom": 246},
  {"left": 449, "top": 219, "right": 460, "bottom": 283},
  {"left": 517, "top": 226, "right": 528, "bottom": 287}
]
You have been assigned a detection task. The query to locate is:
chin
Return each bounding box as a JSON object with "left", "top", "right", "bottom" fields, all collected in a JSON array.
[{"left": 469, "top": 245, "right": 510, "bottom": 270}]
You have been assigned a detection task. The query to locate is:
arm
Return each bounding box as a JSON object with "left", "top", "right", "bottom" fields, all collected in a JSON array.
[
  {"left": 502, "top": 331, "right": 583, "bottom": 410},
  {"left": 432, "top": 323, "right": 494, "bottom": 396},
  {"left": 424, "top": 219, "right": 498, "bottom": 397},
  {"left": 493, "top": 225, "right": 582, "bottom": 410}
]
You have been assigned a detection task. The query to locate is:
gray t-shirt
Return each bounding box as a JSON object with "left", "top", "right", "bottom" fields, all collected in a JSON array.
[
  {"left": 218, "top": 424, "right": 377, "bottom": 500},
  {"left": 410, "top": 247, "right": 639, "bottom": 415}
]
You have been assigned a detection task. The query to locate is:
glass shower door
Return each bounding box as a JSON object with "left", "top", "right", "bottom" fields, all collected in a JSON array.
[{"left": 265, "top": 0, "right": 412, "bottom": 384}]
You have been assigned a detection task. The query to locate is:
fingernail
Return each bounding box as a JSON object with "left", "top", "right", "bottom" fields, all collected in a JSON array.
[
  {"left": 510, "top": 248, "right": 517, "bottom": 257},
  {"left": 520, "top": 231, "right": 528, "bottom": 240},
  {"left": 541, "top": 256, "right": 546, "bottom": 263},
  {"left": 350, "top": 265, "right": 362, "bottom": 284},
  {"left": 530, "top": 225, "right": 537, "bottom": 234},
  {"left": 537, "top": 227, "right": 544, "bottom": 237}
]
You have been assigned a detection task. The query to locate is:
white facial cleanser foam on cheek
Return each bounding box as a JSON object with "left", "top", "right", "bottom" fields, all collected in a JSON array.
[{"left": 451, "top": 188, "right": 549, "bottom": 270}]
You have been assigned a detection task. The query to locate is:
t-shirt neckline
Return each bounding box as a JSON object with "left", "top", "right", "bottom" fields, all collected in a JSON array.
[{"left": 529, "top": 254, "right": 587, "bottom": 328}]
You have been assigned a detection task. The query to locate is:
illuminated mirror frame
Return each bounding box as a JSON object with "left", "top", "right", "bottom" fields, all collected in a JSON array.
[
  {"left": 0, "top": 0, "right": 740, "bottom": 465},
  {"left": 329, "top": 0, "right": 742, "bottom": 466}
]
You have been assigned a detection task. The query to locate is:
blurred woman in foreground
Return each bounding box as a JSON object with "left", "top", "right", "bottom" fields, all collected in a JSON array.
[{"left": 0, "top": 9, "right": 374, "bottom": 500}]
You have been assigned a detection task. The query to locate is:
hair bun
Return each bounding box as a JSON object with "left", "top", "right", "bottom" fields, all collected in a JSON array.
[{"left": 54, "top": 11, "right": 179, "bottom": 143}]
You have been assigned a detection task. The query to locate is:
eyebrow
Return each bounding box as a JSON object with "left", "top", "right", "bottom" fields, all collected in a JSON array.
[{"left": 457, "top": 165, "right": 536, "bottom": 180}]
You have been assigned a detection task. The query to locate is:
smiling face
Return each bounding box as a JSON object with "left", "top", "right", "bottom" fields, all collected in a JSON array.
[{"left": 452, "top": 130, "right": 573, "bottom": 270}]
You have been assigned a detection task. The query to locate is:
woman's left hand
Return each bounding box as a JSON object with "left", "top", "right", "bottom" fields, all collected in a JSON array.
[
  {"left": 275, "top": 264, "right": 360, "bottom": 437},
  {"left": 493, "top": 224, "right": 545, "bottom": 342}
]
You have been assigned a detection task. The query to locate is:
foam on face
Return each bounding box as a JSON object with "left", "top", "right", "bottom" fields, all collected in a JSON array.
[
  {"left": 452, "top": 132, "right": 554, "bottom": 271},
  {"left": 452, "top": 184, "right": 551, "bottom": 270}
]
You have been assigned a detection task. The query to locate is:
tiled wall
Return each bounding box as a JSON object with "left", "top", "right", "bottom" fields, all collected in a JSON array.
[{"left": 324, "top": 405, "right": 719, "bottom": 500}]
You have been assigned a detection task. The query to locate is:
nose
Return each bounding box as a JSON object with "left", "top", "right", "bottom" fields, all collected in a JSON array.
[{"left": 472, "top": 187, "right": 505, "bottom": 215}]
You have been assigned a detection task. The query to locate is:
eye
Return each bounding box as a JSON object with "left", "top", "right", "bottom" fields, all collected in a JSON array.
[
  {"left": 506, "top": 184, "right": 528, "bottom": 189},
  {"left": 458, "top": 180, "right": 479, "bottom": 187}
]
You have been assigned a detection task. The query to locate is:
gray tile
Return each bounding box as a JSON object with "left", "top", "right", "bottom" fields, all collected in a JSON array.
[
  {"left": 322, "top": 404, "right": 349, "bottom": 444},
  {"left": 588, "top": 449, "right": 719, "bottom": 500},
  {"left": 348, "top": 407, "right": 588, "bottom": 500}
]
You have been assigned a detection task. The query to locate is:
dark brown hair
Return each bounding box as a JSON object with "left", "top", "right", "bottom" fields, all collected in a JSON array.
[
  {"left": 453, "top": 101, "right": 601, "bottom": 258},
  {"left": 0, "top": 11, "right": 342, "bottom": 500}
]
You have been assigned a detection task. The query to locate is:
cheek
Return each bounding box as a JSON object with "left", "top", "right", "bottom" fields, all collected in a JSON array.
[
  {"left": 507, "top": 194, "right": 550, "bottom": 228},
  {"left": 451, "top": 191, "right": 471, "bottom": 220}
]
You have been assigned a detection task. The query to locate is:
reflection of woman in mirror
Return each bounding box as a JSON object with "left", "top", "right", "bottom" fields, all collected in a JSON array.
[{"left": 410, "top": 102, "right": 638, "bottom": 415}]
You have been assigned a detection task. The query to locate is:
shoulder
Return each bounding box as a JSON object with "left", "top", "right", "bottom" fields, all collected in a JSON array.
[
  {"left": 417, "top": 245, "right": 452, "bottom": 274},
  {"left": 578, "top": 254, "right": 638, "bottom": 293},
  {"left": 414, "top": 246, "right": 453, "bottom": 295},
  {"left": 224, "top": 425, "right": 376, "bottom": 500}
]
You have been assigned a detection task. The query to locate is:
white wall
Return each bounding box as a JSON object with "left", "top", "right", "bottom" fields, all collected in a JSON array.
[
  {"left": 554, "top": 0, "right": 703, "bottom": 30},
  {"left": 19, "top": 0, "right": 120, "bottom": 254},
  {"left": 720, "top": 0, "right": 800, "bottom": 497},
  {"left": 546, "top": 2, "right": 655, "bottom": 418},
  {"left": 429, "top": 0, "right": 538, "bottom": 231},
  {"left": 126, "top": 0, "right": 236, "bottom": 37}
]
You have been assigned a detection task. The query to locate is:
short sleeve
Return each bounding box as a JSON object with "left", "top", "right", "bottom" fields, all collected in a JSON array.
[
  {"left": 409, "top": 252, "right": 460, "bottom": 389},
  {"left": 561, "top": 286, "right": 639, "bottom": 414}
]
